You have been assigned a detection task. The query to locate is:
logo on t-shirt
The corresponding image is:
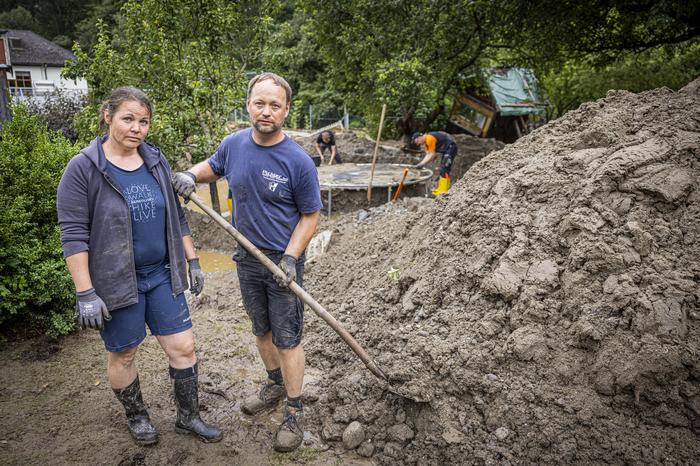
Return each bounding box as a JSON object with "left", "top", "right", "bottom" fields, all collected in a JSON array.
[
  {"left": 123, "top": 183, "right": 157, "bottom": 223},
  {"left": 262, "top": 169, "right": 288, "bottom": 184},
  {"left": 269, "top": 182, "right": 279, "bottom": 192}
]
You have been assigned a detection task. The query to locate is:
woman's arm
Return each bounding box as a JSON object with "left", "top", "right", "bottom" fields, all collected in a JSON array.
[{"left": 65, "top": 251, "right": 93, "bottom": 292}]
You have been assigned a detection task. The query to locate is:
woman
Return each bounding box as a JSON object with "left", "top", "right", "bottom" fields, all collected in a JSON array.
[{"left": 56, "top": 87, "right": 222, "bottom": 445}]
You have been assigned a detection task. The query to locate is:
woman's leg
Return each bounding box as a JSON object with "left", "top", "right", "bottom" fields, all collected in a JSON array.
[
  {"left": 108, "top": 346, "right": 139, "bottom": 389},
  {"left": 156, "top": 328, "right": 196, "bottom": 369}
]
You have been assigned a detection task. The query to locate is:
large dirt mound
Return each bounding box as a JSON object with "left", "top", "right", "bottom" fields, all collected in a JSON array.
[{"left": 304, "top": 80, "right": 700, "bottom": 464}]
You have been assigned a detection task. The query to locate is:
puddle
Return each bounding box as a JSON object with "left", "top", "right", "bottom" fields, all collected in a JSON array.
[{"left": 198, "top": 250, "right": 235, "bottom": 272}]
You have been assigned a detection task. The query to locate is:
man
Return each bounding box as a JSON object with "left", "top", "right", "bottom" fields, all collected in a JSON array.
[
  {"left": 412, "top": 131, "right": 459, "bottom": 196},
  {"left": 314, "top": 130, "right": 342, "bottom": 165},
  {"left": 172, "top": 72, "right": 322, "bottom": 453}
]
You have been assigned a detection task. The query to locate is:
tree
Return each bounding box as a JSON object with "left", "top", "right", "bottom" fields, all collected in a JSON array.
[
  {"left": 0, "top": 6, "right": 39, "bottom": 31},
  {"left": 65, "top": 0, "right": 277, "bottom": 166},
  {"left": 302, "top": 0, "right": 494, "bottom": 137}
]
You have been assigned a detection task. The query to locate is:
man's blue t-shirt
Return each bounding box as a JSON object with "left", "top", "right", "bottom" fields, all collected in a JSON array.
[
  {"left": 208, "top": 128, "right": 322, "bottom": 252},
  {"left": 108, "top": 162, "right": 168, "bottom": 272}
]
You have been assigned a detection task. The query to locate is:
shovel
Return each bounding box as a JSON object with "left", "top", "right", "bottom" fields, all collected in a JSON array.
[{"left": 186, "top": 192, "right": 388, "bottom": 382}]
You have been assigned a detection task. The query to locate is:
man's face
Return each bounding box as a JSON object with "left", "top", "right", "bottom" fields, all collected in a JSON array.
[
  {"left": 246, "top": 79, "right": 289, "bottom": 135},
  {"left": 322, "top": 132, "right": 331, "bottom": 143},
  {"left": 414, "top": 135, "right": 425, "bottom": 145}
]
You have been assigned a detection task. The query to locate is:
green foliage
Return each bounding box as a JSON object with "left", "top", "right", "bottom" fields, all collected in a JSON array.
[
  {"left": 0, "top": 6, "right": 39, "bottom": 31},
  {"left": 0, "top": 107, "right": 78, "bottom": 338},
  {"left": 64, "top": 0, "right": 278, "bottom": 167},
  {"left": 541, "top": 41, "right": 700, "bottom": 118}
]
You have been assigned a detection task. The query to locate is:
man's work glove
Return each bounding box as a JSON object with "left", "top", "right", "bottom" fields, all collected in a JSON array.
[
  {"left": 187, "top": 257, "right": 205, "bottom": 296},
  {"left": 414, "top": 163, "right": 424, "bottom": 169},
  {"left": 76, "top": 288, "right": 111, "bottom": 330},
  {"left": 275, "top": 254, "right": 298, "bottom": 288},
  {"left": 172, "top": 171, "right": 197, "bottom": 200}
]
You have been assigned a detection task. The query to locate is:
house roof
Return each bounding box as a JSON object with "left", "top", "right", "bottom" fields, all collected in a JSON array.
[
  {"left": 483, "top": 68, "right": 546, "bottom": 117},
  {"left": 0, "top": 29, "right": 75, "bottom": 67}
]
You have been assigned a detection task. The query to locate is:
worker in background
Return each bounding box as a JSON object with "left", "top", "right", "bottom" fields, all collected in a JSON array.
[
  {"left": 314, "top": 130, "right": 343, "bottom": 165},
  {"left": 412, "top": 131, "right": 458, "bottom": 196}
]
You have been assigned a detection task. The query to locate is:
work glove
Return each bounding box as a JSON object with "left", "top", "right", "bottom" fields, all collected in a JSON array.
[
  {"left": 172, "top": 171, "right": 197, "bottom": 200},
  {"left": 187, "top": 257, "right": 205, "bottom": 296},
  {"left": 75, "top": 288, "right": 111, "bottom": 331},
  {"left": 413, "top": 163, "right": 424, "bottom": 169},
  {"left": 275, "top": 254, "right": 298, "bottom": 288}
]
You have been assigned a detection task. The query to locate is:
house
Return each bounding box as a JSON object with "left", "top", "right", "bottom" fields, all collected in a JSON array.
[
  {"left": 449, "top": 67, "right": 546, "bottom": 143},
  {"left": 0, "top": 29, "right": 87, "bottom": 99}
]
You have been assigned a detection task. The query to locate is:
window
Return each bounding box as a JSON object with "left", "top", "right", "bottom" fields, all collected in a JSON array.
[{"left": 8, "top": 71, "right": 33, "bottom": 96}]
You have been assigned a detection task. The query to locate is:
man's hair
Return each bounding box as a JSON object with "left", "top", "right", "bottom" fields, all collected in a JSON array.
[
  {"left": 99, "top": 86, "right": 152, "bottom": 133},
  {"left": 411, "top": 132, "right": 423, "bottom": 144},
  {"left": 247, "top": 72, "right": 292, "bottom": 105}
]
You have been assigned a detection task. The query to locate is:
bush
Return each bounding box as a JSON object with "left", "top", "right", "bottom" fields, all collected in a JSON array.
[
  {"left": 0, "top": 106, "right": 78, "bottom": 338},
  {"left": 25, "top": 89, "right": 86, "bottom": 142}
]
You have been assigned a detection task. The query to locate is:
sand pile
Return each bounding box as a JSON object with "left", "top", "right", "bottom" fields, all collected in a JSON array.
[{"left": 303, "top": 79, "right": 700, "bottom": 464}]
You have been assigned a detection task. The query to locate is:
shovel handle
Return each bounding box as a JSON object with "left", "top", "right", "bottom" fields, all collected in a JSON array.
[{"left": 186, "top": 192, "right": 388, "bottom": 381}]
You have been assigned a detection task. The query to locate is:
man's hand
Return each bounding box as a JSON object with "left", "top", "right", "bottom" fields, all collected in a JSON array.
[
  {"left": 76, "top": 288, "right": 111, "bottom": 330},
  {"left": 275, "top": 254, "right": 298, "bottom": 287},
  {"left": 187, "top": 258, "right": 205, "bottom": 295},
  {"left": 172, "top": 171, "right": 197, "bottom": 200}
]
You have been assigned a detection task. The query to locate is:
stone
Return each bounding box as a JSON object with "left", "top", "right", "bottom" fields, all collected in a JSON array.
[
  {"left": 342, "top": 421, "right": 365, "bottom": 450},
  {"left": 494, "top": 427, "right": 510, "bottom": 441},
  {"left": 387, "top": 423, "right": 415, "bottom": 444},
  {"left": 357, "top": 440, "right": 375, "bottom": 457}
]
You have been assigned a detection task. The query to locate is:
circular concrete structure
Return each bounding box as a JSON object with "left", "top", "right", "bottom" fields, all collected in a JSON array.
[{"left": 317, "top": 163, "right": 433, "bottom": 215}]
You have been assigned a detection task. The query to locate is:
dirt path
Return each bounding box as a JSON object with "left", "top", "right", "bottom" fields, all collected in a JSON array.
[{"left": 0, "top": 268, "right": 371, "bottom": 465}]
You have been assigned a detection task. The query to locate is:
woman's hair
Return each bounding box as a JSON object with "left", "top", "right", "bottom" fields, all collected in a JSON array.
[
  {"left": 99, "top": 86, "right": 153, "bottom": 133},
  {"left": 246, "top": 72, "right": 292, "bottom": 105}
]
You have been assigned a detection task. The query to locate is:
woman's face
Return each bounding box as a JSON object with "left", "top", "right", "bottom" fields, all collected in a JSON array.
[{"left": 105, "top": 100, "right": 151, "bottom": 151}]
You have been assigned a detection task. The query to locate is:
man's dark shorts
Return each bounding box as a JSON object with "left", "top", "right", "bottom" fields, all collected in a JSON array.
[
  {"left": 439, "top": 143, "right": 458, "bottom": 177},
  {"left": 233, "top": 248, "right": 305, "bottom": 349},
  {"left": 100, "top": 263, "right": 192, "bottom": 353}
]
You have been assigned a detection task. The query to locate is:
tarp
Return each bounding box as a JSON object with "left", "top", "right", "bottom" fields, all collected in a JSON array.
[{"left": 484, "top": 68, "right": 546, "bottom": 116}]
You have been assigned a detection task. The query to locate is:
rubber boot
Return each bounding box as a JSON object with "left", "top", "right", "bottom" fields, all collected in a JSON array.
[
  {"left": 113, "top": 376, "right": 158, "bottom": 445},
  {"left": 171, "top": 364, "right": 223, "bottom": 443},
  {"left": 431, "top": 174, "right": 451, "bottom": 196}
]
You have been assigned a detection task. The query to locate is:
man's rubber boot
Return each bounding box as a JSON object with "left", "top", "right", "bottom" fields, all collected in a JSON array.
[
  {"left": 113, "top": 376, "right": 158, "bottom": 445},
  {"left": 241, "top": 379, "right": 286, "bottom": 415},
  {"left": 171, "top": 365, "right": 223, "bottom": 443},
  {"left": 273, "top": 401, "right": 304, "bottom": 452},
  {"left": 432, "top": 174, "right": 450, "bottom": 196}
]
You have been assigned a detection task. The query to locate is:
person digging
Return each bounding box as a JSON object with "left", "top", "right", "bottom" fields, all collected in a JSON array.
[{"left": 412, "top": 131, "right": 458, "bottom": 196}]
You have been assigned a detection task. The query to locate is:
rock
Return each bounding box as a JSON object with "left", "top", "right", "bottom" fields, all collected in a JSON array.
[
  {"left": 342, "top": 421, "right": 365, "bottom": 450},
  {"left": 442, "top": 426, "right": 465, "bottom": 444},
  {"left": 387, "top": 423, "right": 414, "bottom": 444},
  {"left": 357, "top": 440, "right": 375, "bottom": 457},
  {"left": 494, "top": 427, "right": 510, "bottom": 441},
  {"left": 509, "top": 325, "right": 548, "bottom": 361},
  {"left": 357, "top": 209, "right": 369, "bottom": 221},
  {"left": 383, "top": 442, "right": 403, "bottom": 458}
]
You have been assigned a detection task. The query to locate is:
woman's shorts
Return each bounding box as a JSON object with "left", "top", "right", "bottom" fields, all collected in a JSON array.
[{"left": 100, "top": 264, "right": 192, "bottom": 352}]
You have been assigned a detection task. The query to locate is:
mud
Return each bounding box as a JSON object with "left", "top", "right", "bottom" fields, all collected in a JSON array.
[
  {"left": 2, "top": 82, "right": 698, "bottom": 465},
  {"left": 302, "top": 80, "right": 700, "bottom": 464}
]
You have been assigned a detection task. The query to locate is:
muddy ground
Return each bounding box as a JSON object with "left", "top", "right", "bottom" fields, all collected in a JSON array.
[{"left": 2, "top": 81, "right": 699, "bottom": 465}]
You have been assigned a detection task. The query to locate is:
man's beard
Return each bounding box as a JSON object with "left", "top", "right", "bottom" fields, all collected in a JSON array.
[{"left": 253, "top": 120, "right": 283, "bottom": 134}]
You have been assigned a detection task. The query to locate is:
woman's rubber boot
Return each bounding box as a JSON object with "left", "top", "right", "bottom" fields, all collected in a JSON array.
[
  {"left": 432, "top": 174, "right": 451, "bottom": 196},
  {"left": 171, "top": 364, "right": 223, "bottom": 443},
  {"left": 113, "top": 376, "right": 159, "bottom": 445}
]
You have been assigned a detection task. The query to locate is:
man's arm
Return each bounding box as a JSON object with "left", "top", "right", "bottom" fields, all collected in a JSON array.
[
  {"left": 285, "top": 211, "right": 321, "bottom": 258},
  {"left": 65, "top": 251, "right": 93, "bottom": 292},
  {"left": 314, "top": 142, "right": 325, "bottom": 163},
  {"left": 188, "top": 160, "right": 221, "bottom": 184},
  {"left": 328, "top": 145, "right": 337, "bottom": 165},
  {"left": 416, "top": 152, "right": 437, "bottom": 168}
]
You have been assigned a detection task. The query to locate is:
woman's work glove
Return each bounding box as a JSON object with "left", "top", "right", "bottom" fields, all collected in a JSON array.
[
  {"left": 76, "top": 288, "right": 111, "bottom": 330},
  {"left": 172, "top": 172, "right": 197, "bottom": 200},
  {"left": 275, "top": 254, "right": 298, "bottom": 288},
  {"left": 187, "top": 258, "right": 205, "bottom": 295}
]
